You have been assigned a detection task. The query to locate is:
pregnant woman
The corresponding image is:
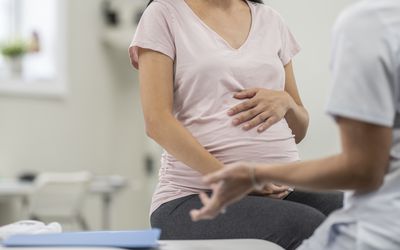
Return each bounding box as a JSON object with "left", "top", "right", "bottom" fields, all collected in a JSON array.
[{"left": 129, "top": 0, "right": 342, "bottom": 249}]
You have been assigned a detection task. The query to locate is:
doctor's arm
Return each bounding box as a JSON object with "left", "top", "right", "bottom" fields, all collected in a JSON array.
[
  {"left": 191, "top": 117, "right": 391, "bottom": 220},
  {"left": 257, "top": 117, "right": 391, "bottom": 191},
  {"left": 228, "top": 61, "right": 309, "bottom": 143},
  {"left": 138, "top": 48, "right": 223, "bottom": 174}
]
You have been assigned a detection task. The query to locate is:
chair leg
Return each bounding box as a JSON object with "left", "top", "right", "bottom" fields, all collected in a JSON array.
[
  {"left": 29, "top": 215, "right": 40, "bottom": 221},
  {"left": 77, "top": 214, "right": 89, "bottom": 231}
]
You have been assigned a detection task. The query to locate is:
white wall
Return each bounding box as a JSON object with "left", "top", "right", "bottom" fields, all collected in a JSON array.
[
  {"left": 268, "top": 0, "right": 354, "bottom": 159},
  {"left": 0, "top": 0, "right": 355, "bottom": 229},
  {"left": 0, "top": 0, "right": 152, "bottom": 229}
]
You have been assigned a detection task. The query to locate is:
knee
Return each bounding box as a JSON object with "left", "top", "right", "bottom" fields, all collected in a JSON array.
[
  {"left": 272, "top": 207, "right": 326, "bottom": 250},
  {"left": 291, "top": 208, "right": 325, "bottom": 238}
]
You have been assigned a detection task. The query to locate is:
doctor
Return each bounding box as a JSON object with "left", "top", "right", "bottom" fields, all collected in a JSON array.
[{"left": 190, "top": 0, "right": 400, "bottom": 249}]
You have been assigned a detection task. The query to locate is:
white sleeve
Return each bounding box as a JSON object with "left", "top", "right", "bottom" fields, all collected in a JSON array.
[{"left": 326, "top": 6, "right": 399, "bottom": 127}]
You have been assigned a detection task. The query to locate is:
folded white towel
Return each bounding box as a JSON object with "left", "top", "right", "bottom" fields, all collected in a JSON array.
[{"left": 0, "top": 220, "right": 62, "bottom": 241}]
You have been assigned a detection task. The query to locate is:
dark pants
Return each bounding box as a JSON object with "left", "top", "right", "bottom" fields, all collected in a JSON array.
[{"left": 151, "top": 191, "right": 343, "bottom": 250}]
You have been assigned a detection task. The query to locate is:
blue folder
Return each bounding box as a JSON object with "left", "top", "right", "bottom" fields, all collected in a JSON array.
[{"left": 2, "top": 229, "right": 161, "bottom": 249}]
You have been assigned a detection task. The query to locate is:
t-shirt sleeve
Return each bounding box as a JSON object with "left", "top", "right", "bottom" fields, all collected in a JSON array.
[
  {"left": 277, "top": 16, "right": 301, "bottom": 65},
  {"left": 129, "top": 2, "right": 175, "bottom": 69},
  {"left": 326, "top": 7, "right": 398, "bottom": 127}
]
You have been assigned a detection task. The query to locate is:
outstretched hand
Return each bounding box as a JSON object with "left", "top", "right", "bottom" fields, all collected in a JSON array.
[
  {"left": 190, "top": 163, "right": 294, "bottom": 222},
  {"left": 228, "top": 88, "right": 294, "bottom": 132},
  {"left": 190, "top": 163, "right": 255, "bottom": 221}
]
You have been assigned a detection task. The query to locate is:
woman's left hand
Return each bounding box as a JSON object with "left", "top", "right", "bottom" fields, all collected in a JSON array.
[
  {"left": 228, "top": 88, "right": 294, "bottom": 132},
  {"left": 190, "top": 162, "right": 259, "bottom": 221}
]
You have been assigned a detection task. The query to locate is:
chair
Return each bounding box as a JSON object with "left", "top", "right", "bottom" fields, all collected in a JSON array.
[{"left": 27, "top": 171, "right": 92, "bottom": 231}]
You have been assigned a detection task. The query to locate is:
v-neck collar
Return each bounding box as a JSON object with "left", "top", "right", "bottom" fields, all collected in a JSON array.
[{"left": 182, "top": 0, "right": 255, "bottom": 52}]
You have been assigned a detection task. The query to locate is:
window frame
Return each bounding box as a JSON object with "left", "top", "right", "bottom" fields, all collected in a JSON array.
[{"left": 0, "top": 0, "right": 68, "bottom": 99}]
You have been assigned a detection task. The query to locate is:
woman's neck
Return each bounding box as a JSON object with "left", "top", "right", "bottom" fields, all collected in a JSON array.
[{"left": 191, "top": 0, "right": 246, "bottom": 11}]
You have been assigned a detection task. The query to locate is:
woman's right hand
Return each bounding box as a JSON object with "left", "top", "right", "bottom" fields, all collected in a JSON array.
[{"left": 252, "top": 183, "right": 292, "bottom": 199}]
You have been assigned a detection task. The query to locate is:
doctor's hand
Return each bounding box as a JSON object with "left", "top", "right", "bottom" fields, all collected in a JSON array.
[
  {"left": 190, "top": 162, "right": 260, "bottom": 221},
  {"left": 228, "top": 88, "right": 295, "bottom": 132}
]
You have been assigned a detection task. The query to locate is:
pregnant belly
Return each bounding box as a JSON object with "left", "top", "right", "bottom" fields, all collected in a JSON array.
[
  {"left": 159, "top": 136, "right": 298, "bottom": 196},
  {"left": 159, "top": 114, "right": 299, "bottom": 192},
  {"left": 186, "top": 115, "right": 299, "bottom": 164}
]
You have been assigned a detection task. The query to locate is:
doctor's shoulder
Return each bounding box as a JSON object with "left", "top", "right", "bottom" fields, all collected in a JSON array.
[{"left": 332, "top": 1, "right": 387, "bottom": 37}]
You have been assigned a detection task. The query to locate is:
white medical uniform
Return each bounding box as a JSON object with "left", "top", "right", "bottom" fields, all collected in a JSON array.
[{"left": 298, "top": 0, "right": 400, "bottom": 249}]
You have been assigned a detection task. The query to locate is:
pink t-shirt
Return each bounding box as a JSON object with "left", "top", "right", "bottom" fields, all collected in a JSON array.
[{"left": 130, "top": 0, "right": 301, "bottom": 214}]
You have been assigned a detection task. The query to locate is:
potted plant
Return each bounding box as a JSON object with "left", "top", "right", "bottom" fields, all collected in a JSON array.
[{"left": 0, "top": 41, "right": 27, "bottom": 78}]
